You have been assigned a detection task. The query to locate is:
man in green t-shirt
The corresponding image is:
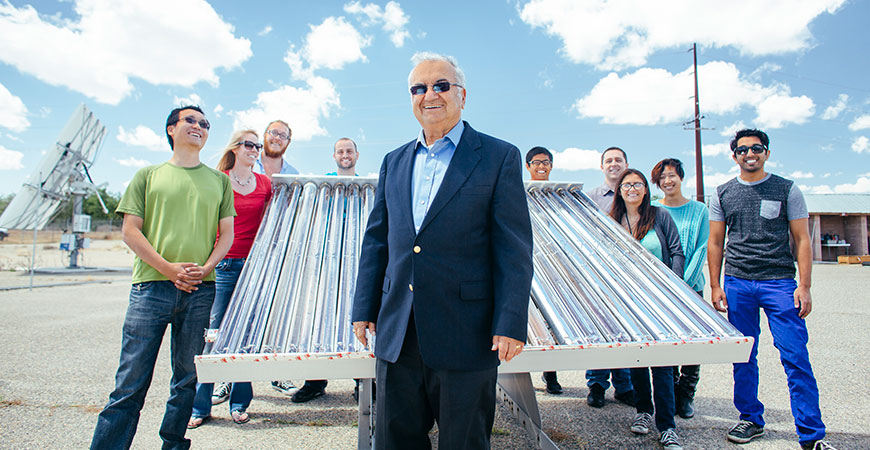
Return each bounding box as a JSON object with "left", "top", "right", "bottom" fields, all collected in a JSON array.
[{"left": 91, "top": 105, "right": 235, "bottom": 450}]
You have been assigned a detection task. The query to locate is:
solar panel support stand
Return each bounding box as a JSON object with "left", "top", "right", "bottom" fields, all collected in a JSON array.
[
  {"left": 497, "top": 373, "right": 560, "bottom": 450},
  {"left": 357, "top": 378, "right": 375, "bottom": 450}
]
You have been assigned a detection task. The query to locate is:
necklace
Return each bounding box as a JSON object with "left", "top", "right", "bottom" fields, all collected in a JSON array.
[{"left": 230, "top": 169, "right": 254, "bottom": 187}]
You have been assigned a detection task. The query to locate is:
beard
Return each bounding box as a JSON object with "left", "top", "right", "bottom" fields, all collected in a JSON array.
[{"left": 263, "top": 142, "right": 287, "bottom": 158}]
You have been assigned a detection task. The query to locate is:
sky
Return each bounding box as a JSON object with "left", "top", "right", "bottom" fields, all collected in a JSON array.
[{"left": 1, "top": 0, "right": 869, "bottom": 200}]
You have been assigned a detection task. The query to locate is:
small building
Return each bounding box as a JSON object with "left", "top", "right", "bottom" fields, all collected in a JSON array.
[{"left": 805, "top": 194, "right": 870, "bottom": 262}]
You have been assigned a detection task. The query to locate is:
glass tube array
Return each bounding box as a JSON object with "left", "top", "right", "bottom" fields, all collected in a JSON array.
[{"left": 210, "top": 179, "right": 740, "bottom": 357}]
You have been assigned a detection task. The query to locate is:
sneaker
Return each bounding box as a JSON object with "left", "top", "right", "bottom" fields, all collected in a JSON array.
[
  {"left": 660, "top": 428, "right": 682, "bottom": 450},
  {"left": 801, "top": 440, "right": 838, "bottom": 450},
  {"left": 587, "top": 384, "right": 605, "bottom": 408},
  {"left": 675, "top": 391, "right": 694, "bottom": 419},
  {"left": 542, "top": 372, "right": 563, "bottom": 395},
  {"left": 614, "top": 389, "right": 636, "bottom": 407},
  {"left": 727, "top": 420, "right": 764, "bottom": 444},
  {"left": 271, "top": 380, "right": 295, "bottom": 396},
  {"left": 211, "top": 382, "right": 230, "bottom": 405},
  {"left": 291, "top": 381, "right": 326, "bottom": 403},
  {"left": 630, "top": 412, "right": 653, "bottom": 435}
]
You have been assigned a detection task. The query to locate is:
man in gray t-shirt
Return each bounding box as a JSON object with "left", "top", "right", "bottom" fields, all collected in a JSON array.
[
  {"left": 708, "top": 128, "right": 833, "bottom": 450},
  {"left": 586, "top": 146, "right": 627, "bottom": 212}
]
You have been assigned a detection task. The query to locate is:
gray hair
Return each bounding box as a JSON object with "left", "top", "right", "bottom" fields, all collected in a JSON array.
[{"left": 408, "top": 52, "right": 466, "bottom": 88}]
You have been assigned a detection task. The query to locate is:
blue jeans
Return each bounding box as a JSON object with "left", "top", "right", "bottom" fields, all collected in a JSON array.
[
  {"left": 631, "top": 366, "right": 676, "bottom": 432},
  {"left": 91, "top": 280, "right": 215, "bottom": 450},
  {"left": 725, "top": 276, "right": 825, "bottom": 444},
  {"left": 192, "top": 258, "right": 253, "bottom": 417},
  {"left": 585, "top": 368, "right": 633, "bottom": 394}
]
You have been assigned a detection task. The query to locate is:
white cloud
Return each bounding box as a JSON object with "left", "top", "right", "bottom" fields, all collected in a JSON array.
[
  {"left": 213, "top": 104, "right": 224, "bottom": 118},
  {"left": 519, "top": 0, "right": 846, "bottom": 70},
  {"left": 804, "top": 174, "right": 870, "bottom": 194},
  {"left": 755, "top": 94, "right": 815, "bottom": 129},
  {"left": 702, "top": 142, "right": 731, "bottom": 157},
  {"left": 720, "top": 120, "right": 747, "bottom": 137},
  {"left": 550, "top": 147, "right": 601, "bottom": 171},
  {"left": 231, "top": 76, "right": 341, "bottom": 142},
  {"left": 574, "top": 61, "right": 815, "bottom": 129},
  {"left": 852, "top": 136, "right": 869, "bottom": 154},
  {"left": 0, "top": 1, "right": 252, "bottom": 105},
  {"left": 114, "top": 157, "right": 150, "bottom": 168},
  {"left": 0, "top": 82, "right": 29, "bottom": 132},
  {"left": 789, "top": 170, "right": 815, "bottom": 179},
  {"left": 0, "top": 145, "right": 24, "bottom": 170},
  {"left": 821, "top": 94, "right": 848, "bottom": 120},
  {"left": 173, "top": 94, "right": 202, "bottom": 108},
  {"left": 848, "top": 114, "right": 870, "bottom": 131},
  {"left": 258, "top": 25, "right": 272, "bottom": 36},
  {"left": 285, "top": 16, "right": 371, "bottom": 80},
  {"left": 344, "top": 1, "right": 410, "bottom": 47},
  {"left": 116, "top": 125, "right": 167, "bottom": 152}
]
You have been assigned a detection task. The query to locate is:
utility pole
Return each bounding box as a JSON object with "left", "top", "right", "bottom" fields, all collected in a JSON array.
[{"left": 691, "top": 43, "right": 704, "bottom": 202}]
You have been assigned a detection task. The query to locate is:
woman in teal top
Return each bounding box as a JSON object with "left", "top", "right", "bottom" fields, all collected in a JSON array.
[
  {"left": 651, "top": 158, "right": 710, "bottom": 421},
  {"left": 610, "top": 169, "right": 686, "bottom": 450}
]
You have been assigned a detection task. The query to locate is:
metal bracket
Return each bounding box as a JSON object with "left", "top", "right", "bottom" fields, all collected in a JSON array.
[{"left": 497, "top": 373, "right": 559, "bottom": 450}]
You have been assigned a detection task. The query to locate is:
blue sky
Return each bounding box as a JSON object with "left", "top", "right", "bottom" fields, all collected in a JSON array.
[{"left": 1, "top": 0, "right": 869, "bottom": 198}]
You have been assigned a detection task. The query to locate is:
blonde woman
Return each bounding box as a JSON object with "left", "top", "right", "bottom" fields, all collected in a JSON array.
[{"left": 189, "top": 130, "right": 272, "bottom": 428}]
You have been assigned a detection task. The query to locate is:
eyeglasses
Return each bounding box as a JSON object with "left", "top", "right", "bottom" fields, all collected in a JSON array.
[
  {"left": 529, "top": 160, "right": 552, "bottom": 167},
  {"left": 179, "top": 115, "right": 210, "bottom": 130},
  {"left": 267, "top": 129, "right": 289, "bottom": 140},
  {"left": 409, "top": 81, "right": 463, "bottom": 96},
  {"left": 237, "top": 140, "right": 262, "bottom": 151},
  {"left": 620, "top": 182, "right": 646, "bottom": 191},
  {"left": 734, "top": 144, "right": 766, "bottom": 156}
]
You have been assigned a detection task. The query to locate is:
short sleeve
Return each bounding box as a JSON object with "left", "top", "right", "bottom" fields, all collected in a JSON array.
[
  {"left": 218, "top": 173, "right": 236, "bottom": 219},
  {"left": 116, "top": 166, "right": 149, "bottom": 218},
  {"left": 709, "top": 189, "right": 725, "bottom": 222},
  {"left": 787, "top": 183, "right": 809, "bottom": 220}
]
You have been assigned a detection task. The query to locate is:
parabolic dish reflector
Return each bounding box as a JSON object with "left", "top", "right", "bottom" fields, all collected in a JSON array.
[{"left": 0, "top": 104, "right": 106, "bottom": 230}]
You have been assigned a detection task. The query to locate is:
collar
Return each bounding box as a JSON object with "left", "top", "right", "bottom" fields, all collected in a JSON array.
[{"left": 415, "top": 120, "right": 465, "bottom": 150}]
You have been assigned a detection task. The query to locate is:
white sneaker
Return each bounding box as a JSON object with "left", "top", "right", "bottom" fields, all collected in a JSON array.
[
  {"left": 211, "top": 382, "right": 230, "bottom": 405},
  {"left": 631, "top": 412, "right": 653, "bottom": 435},
  {"left": 660, "top": 428, "right": 682, "bottom": 450}
]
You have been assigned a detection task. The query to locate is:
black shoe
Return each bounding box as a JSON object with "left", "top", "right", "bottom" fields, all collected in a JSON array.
[
  {"left": 726, "top": 420, "right": 764, "bottom": 444},
  {"left": 291, "top": 381, "right": 326, "bottom": 403},
  {"left": 676, "top": 392, "right": 694, "bottom": 419},
  {"left": 542, "top": 372, "right": 563, "bottom": 395},
  {"left": 587, "top": 384, "right": 605, "bottom": 408},
  {"left": 614, "top": 389, "right": 636, "bottom": 407}
]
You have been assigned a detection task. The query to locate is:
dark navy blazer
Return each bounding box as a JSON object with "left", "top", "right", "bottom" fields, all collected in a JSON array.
[{"left": 351, "top": 122, "right": 533, "bottom": 371}]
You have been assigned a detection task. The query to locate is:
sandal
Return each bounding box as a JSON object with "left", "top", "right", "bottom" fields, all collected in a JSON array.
[
  {"left": 187, "top": 416, "right": 210, "bottom": 429},
  {"left": 231, "top": 410, "right": 250, "bottom": 424}
]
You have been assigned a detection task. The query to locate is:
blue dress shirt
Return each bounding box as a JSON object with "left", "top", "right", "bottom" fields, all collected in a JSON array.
[
  {"left": 254, "top": 157, "right": 298, "bottom": 175},
  {"left": 411, "top": 121, "right": 464, "bottom": 233}
]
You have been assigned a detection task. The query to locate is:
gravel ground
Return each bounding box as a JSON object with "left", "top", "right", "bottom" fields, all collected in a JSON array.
[{"left": 0, "top": 254, "right": 867, "bottom": 449}]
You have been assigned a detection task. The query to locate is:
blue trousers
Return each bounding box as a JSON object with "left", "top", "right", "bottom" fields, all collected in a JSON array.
[
  {"left": 724, "top": 275, "right": 825, "bottom": 444},
  {"left": 585, "top": 368, "right": 633, "bottom": 394},
  {"left": 192, "top": 258, "right": 253, "bottom": 417},
  {"left": 91, "top": 280, "right": 214, "bottom": 450},
  {"left": 631, "top": 366, "right": 676, "bottom": 432}
]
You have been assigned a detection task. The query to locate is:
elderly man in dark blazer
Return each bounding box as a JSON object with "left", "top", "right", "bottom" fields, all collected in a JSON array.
[{"left": 351, "top": 52, "right": 533, "bottom": 449}]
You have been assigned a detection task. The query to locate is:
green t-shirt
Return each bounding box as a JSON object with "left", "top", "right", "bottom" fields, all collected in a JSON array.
[{"left": 117, "top": 162, "right": 235, "bottom": 283}]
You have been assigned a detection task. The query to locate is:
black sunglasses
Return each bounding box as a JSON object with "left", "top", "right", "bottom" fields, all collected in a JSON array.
[
  {"left": 409, "top": 81, "right": 463, "bottom": 96},
  {"left": 734, "top": 144, "right": 766, "bottom": 156},
  {"left": 237, "top": 140, "right": 263, "bottom": 151},
  {"left": 179, "top": 115, "right": 210, "bottom": 130}
]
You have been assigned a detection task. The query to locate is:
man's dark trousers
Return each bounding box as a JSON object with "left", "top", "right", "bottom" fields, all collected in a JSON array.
[{"left": 375, "top": 316, "right": 496, "bottom": 450}]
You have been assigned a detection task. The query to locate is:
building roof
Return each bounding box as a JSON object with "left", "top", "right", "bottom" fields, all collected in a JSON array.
[{"left": 804, "top": 194, "right": 870, "bottom": 214}]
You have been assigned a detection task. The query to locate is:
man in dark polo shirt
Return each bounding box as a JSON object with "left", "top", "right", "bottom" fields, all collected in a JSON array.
[{"left": 708, "top": 128, "right": 836, "bottom": 450}]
